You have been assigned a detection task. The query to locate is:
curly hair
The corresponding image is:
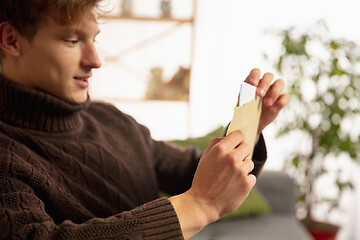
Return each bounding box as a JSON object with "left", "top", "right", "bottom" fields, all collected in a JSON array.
[{"left": 0, "top": 0, "right": 103, "bottom": 62}]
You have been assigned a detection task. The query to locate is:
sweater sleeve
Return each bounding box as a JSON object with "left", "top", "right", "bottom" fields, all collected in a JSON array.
[
  {"left": 150, "top": 130, "right": 267, "bottom": 195},
  {"left": 0, "top": 143, "right": 184, "bottom": 240},
  {"left": 250, "top": 133, "right": 267, "bottom": 177},
  {"left": 54, "top": 197, "right": 183, "bottom": 240},
  {"left": 152, "top": 140, "right": 201, "bottom": 196},
  {"left": 0, "top": 176, "right": 183, "bottom": 240},
  {"left": 151, "top": 133, "right": 267, "bottom": 194}
]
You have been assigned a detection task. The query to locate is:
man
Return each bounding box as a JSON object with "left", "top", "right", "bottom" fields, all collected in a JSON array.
[{"left": 0, "top": 0, "right": 289, "bottom": 239}]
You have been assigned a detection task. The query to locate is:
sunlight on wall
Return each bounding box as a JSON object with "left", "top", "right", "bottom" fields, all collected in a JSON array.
[
  {"left": 213, "top": 2, "right": 360, "bottom": 240},
  {"left": 92, "top": 1, "right": 360, "bottom": 239}
]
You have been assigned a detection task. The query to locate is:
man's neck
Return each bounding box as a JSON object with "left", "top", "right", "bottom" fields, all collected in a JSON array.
[{"left": 0, "top": 60, "right": 27, "bottom": 87}]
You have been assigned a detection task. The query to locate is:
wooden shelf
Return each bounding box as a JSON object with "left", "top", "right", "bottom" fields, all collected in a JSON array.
[
  {"left": 100, "top": 15, "right": 194, "bottom": 24},
  {"left": 92, "top": 96, "right": 189, "bottom": 103},
  {"left": 97, "top": 1, "right": 197, "bottom": 137}
]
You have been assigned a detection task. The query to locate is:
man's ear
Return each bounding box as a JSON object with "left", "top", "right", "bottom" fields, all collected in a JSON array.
[{"left": 0, "top": 22, "right": 21, "bottom": 57}]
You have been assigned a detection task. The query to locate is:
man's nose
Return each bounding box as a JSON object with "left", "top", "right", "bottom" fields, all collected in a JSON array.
[{"left": 81, "top": 42, "right": 102, "bottom": 69}]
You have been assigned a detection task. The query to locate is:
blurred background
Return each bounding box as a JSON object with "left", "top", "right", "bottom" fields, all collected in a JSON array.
[{"left": 92, "top": 0, "right": 360, "bottom": 239}]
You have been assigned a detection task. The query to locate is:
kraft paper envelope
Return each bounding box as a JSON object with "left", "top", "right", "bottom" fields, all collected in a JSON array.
[{"left": 226, "top": 93, "right": 262, "bottom": 160}]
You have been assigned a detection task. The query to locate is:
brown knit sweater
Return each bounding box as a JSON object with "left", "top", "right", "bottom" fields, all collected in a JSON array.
[{"left": 0, "top": 74, "right": 266, "bottom": 239}]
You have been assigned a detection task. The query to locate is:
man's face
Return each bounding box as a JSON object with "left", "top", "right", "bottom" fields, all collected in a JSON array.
[{"left": 17, "top": 16, "right": 101, "bottom": 103}]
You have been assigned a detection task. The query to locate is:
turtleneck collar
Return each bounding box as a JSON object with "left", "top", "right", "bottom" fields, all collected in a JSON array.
[{"left": 0, "top": 74, "right": 90, "bottom": 133}]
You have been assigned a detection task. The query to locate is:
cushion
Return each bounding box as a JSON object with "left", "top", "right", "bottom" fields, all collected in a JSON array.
[
  {"left": 169, "top": 126, "right": 272, "bottom": 219},
  {"left": 170, "top": 126, "right": 225, "bottom": 151}
]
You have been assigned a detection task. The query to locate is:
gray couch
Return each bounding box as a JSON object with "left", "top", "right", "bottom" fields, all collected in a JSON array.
[{"left": 191, "top": 170, "right": 313, "bottom": 240}]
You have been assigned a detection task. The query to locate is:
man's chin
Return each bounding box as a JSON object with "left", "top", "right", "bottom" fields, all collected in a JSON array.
[{"left": 65, "top": 92, "right": 89, "bottom": 104}]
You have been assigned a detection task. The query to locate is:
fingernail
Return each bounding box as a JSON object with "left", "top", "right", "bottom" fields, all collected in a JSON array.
[
  {"left": 251, "top": 78, "right": 259, "bottom": 84},
  {"left": 259, "top": 89, "right": 265, "bottom": 96}
]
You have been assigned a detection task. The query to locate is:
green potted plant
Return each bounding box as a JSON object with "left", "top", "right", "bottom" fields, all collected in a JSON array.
[{"left": 265, "top": 20, "right": 360, "bottom": 240}]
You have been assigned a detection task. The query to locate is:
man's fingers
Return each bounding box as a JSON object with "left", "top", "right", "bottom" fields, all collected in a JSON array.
[
  {"left": 225, "top": 140, "right": 252, "bottom": 167},
  {"left": 263, "top": 78, "right": 285, "bottom": 106},
  {"left": 247, "top": 173, "right": 257, "bottom": 187},
  {"left": 240, "top": 158, "right": 255, "bottom": 174},
  {"left": 203, "top": 137, "right": 223, "bottom": 156},
  {"left": 269, "top": 93, "right": 290, "bottom": 113},
  {"left": 256, "top": 72, "right": 274, "bottom": 97},
  {"left": 220, "top": 130, "right": 246, "bottom": 150},
  {"left": 244, "top": 68, "right": 261, "bottom": 86}
]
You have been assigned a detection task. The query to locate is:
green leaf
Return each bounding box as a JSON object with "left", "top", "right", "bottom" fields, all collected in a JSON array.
[{"left": 264, "top": 20, "right": 360, "bottom": 218}]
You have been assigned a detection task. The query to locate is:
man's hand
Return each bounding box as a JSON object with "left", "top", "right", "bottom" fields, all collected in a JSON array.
[
  {"left": 170, "top": 130, "right": 256, "bottom": 239},
  {"left": 244, "top": 68, "right": 289, "bottom": 135},
  {"left": 169, "top": 68, "right": 288, "bottom": 239}
]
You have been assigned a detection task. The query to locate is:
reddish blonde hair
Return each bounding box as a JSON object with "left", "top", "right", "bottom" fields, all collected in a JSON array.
[{"left": 0, "top": 0, "right": 103, "bottom": 61}]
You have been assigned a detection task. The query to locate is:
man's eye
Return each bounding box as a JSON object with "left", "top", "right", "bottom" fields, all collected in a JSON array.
[{"left": 65, "top": 40, "right": 79, "bottom": 45}]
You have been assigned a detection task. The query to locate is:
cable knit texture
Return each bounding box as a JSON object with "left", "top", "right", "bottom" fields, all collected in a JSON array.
[{"left": 0, "top": 74, "right": 267, "bottom": 239}]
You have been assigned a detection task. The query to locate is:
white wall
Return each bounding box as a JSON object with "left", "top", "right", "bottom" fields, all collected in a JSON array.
[
  {"left": 93, "top": 0, "right": 360, "bottom": 239},
  {"left": 192, "top": 1, "right": 360, "bottom": 239}
]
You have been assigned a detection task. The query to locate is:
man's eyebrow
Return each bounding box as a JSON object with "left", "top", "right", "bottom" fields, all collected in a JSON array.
[
  {"left": 78, "top": 27, "right": 100, "bottom": 35},
  {"left": 67, "top": 28, "right": 100, "bottom": 38}
]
